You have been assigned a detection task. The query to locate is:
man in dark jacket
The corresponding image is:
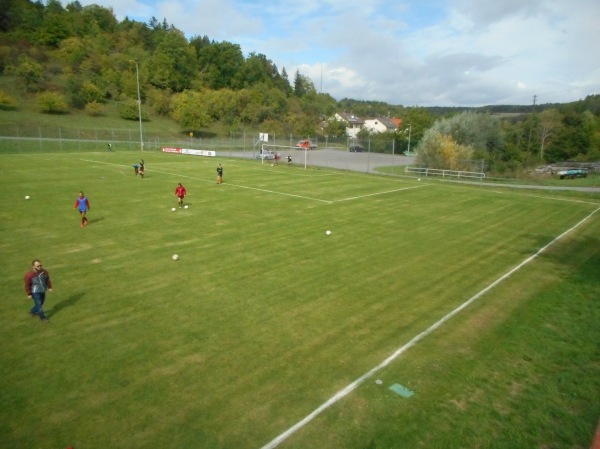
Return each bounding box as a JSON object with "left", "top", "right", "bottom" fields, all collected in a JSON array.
[{"left": 24, "top": 259, "right": 53, "bottom": 322}]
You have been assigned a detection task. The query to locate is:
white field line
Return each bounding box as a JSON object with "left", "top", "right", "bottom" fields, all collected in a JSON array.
[
  {"left": 489, "top": 190, "right": 600, "bottom": 206},
  {"left": 81, "top": 159, "right": 597, "bottom": 207},
  {"left": 333, "top": 184, "right": 427, "bottom": 202},
  {"left": 80, "top": 159, "right": 333, "bottom": 204},
  {"left": 259, "top": 205, "right": 600, "bottom": 449}
]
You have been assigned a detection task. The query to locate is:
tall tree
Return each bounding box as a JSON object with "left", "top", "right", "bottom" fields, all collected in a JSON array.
[
  {"left": 38, "top": 0, "right": 72, "bottom": 47},
  {"left": 293, "top": 70, "right": 315, "bottom": 97},
  {"left": 234, "top": 52, "right": 273, "bottom": 89},
  {"left": 149, "top": 28, "right": 197, "bottom": 91},
  {"left": 170, "top": 89, "right": 211, "bottom": 130},
  {"left": 197, "top": 41, "right": 244, "bottom": 90},
  {"left": 537, "top": 109, "right": 563, "bottom": 161}
]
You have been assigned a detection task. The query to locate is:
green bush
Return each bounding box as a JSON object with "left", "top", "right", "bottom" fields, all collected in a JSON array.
[
  {"left": 118, "top": 98, "right": 148, "bottom": 121},
  {"left": 84, "top": 101, "right": 104, "bottom": 116},
  {"left": 37, "top": 91, "right": 69, "bottom": 114},
  {"left": 0, "top": 90, "right": 17, "bottom": 110}
]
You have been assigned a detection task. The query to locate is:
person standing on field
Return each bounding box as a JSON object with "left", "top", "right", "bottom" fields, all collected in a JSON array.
[
  {"left": 216, "top": 163, "right": 223, "bottom": 184},
  {"left": 139, "top": 159, "right": 145, "bottom": 178},
  {"left": 107, "top": 143, "right": 112, "bottom": 152},
  {"left": 74, "top": 191, "right": 90, "bottom": 227},
  {"left": 175, "top": 182, "right": 187, "bottom": 208},
  {"left": 24, "top": 259, "right": 52, "bottom": 322}
]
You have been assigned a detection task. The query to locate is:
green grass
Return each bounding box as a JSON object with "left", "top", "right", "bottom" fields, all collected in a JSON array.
[{"left": 0, "top": 150, "right": 599, "bottom": 449}]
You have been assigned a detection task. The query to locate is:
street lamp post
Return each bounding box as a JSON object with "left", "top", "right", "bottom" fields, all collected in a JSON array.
[
  {"left": 134, "top": 61, "right": 143, "bottom": 152},
  {"left": 406, "top": 123, "right": 412, "bottom": 155}
]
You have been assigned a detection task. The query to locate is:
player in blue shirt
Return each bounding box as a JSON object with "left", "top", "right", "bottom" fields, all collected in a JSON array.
[{"left": 73, "top": 191, "right": 90, "bottom": 227}]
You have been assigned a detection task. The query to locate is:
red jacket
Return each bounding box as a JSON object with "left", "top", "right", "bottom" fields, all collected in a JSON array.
[
  {"left": 24, "top": 269, "right": 52, "bottom": 296},
  {"left": 175, "top": 185, "right": 186, "bottom": 197}
]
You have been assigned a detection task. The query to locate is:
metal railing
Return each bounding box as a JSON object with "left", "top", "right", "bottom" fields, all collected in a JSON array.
[{"left": 405, "top": 166, "right": 485, "bottom": 180}]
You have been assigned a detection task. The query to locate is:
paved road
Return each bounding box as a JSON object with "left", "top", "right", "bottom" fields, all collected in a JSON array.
[
  {"left": 218, "top": 148, "right": 600, "bottom": 193},
  {"left": 219, "top": 147, "right": 414, "bottom": 173}
]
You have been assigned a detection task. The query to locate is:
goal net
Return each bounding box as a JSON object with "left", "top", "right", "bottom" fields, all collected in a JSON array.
[{"left": 259, "top": 143, "right": 310, "bottom": 167}]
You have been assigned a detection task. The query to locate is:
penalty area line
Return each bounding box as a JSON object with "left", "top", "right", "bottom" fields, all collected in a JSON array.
[
  {"left": 259, "top": 206, "right": 600, "bottom": 449},
  {"left": 80, "top": 159, "right": 332, "bottom": 204},
  {"left": 333, "top": 184, "right": 427, "bottom": 202}
]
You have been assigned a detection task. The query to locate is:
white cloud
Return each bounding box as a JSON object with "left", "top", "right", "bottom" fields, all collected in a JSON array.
[{"left": 76, "top": 0, "right": 600, "bottom": 106}]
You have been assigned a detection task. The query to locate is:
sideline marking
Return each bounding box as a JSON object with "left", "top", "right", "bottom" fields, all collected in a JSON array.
[{"left": 259, "top": 206, "right": 600, "bottom": 449}]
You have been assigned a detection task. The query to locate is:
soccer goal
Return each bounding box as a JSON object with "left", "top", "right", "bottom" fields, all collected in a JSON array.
[{"left": 259, "top": 143, "right": 310, "bottom": 168}]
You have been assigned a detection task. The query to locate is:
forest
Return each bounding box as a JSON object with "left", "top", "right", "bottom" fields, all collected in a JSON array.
[{"left": 1, "top": 0, "right": 599, "bottom": 173}]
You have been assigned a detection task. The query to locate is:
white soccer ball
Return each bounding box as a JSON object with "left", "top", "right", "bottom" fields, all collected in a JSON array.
[
  {"left": 172, "top": 254, "right": 179, "bottom": 261},
  {"left": 171, "top": 207, "right": 176, "bottom": 212},
  {"left": 326, "top": 230, "right": 331, "bottom": 236},
  {"left": 184, "top": 205, "right": 189, "bottom": 209},
  {"left": 25, "top": 195, "right": 30, "bottom": 200},
  {"left": 418, "top": 178, "right": 421, "bottom": 181}
]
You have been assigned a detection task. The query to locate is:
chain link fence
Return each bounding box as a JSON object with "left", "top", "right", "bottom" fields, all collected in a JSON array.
[
  {"left": 0, "top": 124, "right": 414, "bottom": 174},
  {"left": 0, "top": 124, "right": 408, "bottom": 153}
]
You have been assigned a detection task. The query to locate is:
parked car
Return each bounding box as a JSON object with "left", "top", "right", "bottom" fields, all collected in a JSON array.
[
  {"left": 295, "top": 139, "right": 316, "bottom": 150},
  {"left": 256, "top": 150, "right": 275, "bottom": 160},
  {"left": 349, "top": 144, "right": 364, "bottom": 152},
  {"left": 558, "top": 169, "right": 588, "bottom": 179}
]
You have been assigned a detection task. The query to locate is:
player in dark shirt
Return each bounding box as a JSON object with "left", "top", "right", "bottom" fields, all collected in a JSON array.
[{"left": 24, "top": 259, "right": 53, "bottom": 321}]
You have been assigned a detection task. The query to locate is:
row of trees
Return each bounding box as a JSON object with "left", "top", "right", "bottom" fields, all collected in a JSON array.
[
  {"left": 0, "top": 0, "right": 598, "bottom": 173},
  {"left": 414, "top": 103, "right": 600, "bottom": 173}
]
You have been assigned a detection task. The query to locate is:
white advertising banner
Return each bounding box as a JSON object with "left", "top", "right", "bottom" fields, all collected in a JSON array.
[{"left": 162, "top": 147, "right": 216, "bottom": 157}]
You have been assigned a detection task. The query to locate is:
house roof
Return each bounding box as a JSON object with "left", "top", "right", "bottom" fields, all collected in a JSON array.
[
  {"left": 337, "top": 112, "right": 364, "bottom": 125},
  {"left": 375, "top": 116, "right": 398, "bottom": 130},
  {"left": 391, "top": 117, "right": 403, "bottom": 128},
  {"left": 363, "top": 116, "right": 398, "bottom": 130}
]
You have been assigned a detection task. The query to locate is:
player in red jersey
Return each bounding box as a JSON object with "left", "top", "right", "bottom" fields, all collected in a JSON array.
[{"left": 175, "top": 183, "right": 187, "bottom": 208}]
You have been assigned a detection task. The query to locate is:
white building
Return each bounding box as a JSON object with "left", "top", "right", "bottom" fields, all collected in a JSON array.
[
  {"left": 334, "top": 112, "right": 399, "bottom": 137},
  {"left": 334, "top": 112, "right": 365, "bottom": 138},
  {"left": 363, "top": 116, "right": 398, "bottom": 133}
]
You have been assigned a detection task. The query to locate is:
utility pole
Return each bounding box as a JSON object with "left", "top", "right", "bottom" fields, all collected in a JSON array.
[
  {"left": 526, "top": 94, "right": 537, "bottom": 153},
  {"left": 135, "top": 61, "right": 143, "bottom": 152},
  {"left": 320, "top": 65, "right": 323, "bottom": 93}
]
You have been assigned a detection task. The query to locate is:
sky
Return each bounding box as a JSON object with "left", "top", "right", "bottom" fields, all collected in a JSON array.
[{"left": 77, "top": 0, "right": 600, "bottom": 107}]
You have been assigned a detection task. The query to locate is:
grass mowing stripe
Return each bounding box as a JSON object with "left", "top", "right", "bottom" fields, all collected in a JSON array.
[{"left": 259, "top": 205, "right": 600, "bottom": 449}]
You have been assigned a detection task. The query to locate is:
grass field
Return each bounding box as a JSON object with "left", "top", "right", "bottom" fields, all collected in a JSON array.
[{"left": 1, "top": 150, "right": 599, "bottom": 449}]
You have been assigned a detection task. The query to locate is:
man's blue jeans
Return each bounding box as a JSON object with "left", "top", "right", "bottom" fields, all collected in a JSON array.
[{"left": 30, "top": 292, "right": 47, "bottom": 319}]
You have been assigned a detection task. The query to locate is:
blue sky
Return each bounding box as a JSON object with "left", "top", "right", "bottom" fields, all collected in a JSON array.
[{"left": 78, "top": 0, "right": 600, "bottom": 107}]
